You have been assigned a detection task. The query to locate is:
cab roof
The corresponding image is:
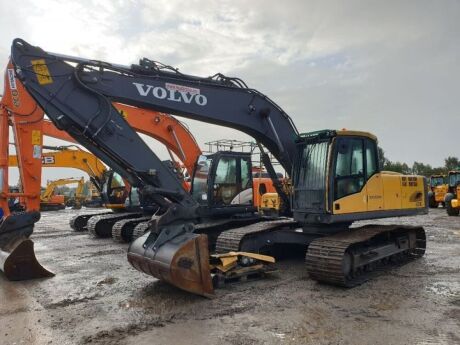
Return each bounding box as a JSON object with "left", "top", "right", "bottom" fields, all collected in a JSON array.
[{"left": 298, "top": 129, "right": 377, "bottom": 142}]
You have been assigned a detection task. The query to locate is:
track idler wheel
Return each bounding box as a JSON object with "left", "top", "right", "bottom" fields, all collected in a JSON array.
[
  {"left": 0, "top": 212, "right": 54, "bottom": 280},
  {"left": 128, "top": 231, "right": 214, "bottom": 298}
]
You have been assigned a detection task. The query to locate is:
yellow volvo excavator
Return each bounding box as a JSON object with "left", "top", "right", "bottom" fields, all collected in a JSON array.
[{"left": 3, "top": 39, "right": 427, "bottom": 297}]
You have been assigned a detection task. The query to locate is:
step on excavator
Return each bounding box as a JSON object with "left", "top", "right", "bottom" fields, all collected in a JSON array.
[{"left": 7, "top": 39, "right": 427, "bottom": 296}]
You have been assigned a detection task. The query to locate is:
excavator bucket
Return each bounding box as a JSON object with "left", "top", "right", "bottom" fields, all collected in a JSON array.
[
  {"left": 128, "top": 231, "right": 214, "bottom": 297},
  {"left": 0, "top": 212, "right": 54, "bottom": 280}
]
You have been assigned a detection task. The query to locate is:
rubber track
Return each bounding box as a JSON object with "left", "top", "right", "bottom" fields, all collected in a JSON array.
[
  {"left": 215, "top": 219, "right": 297, "bottom": 253},
  {"left": 305, "top": 225, "right": 426, "bottom": 287},
  {"left": 131, "top": 222, "right": 150, "bottom": 241},
  {"left": 87, "top": 212, "right": 142, "bottom": 238},
  {"left": 69, "top": 212, "right": 112, "bottom": 232},
  {"left": 112, "top": 216, "right": 151, "bottom": 243}
]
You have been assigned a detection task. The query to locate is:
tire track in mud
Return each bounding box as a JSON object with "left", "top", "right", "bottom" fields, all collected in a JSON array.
[{"left": 78, "top": 316, "right": 172, "bottom": 345}]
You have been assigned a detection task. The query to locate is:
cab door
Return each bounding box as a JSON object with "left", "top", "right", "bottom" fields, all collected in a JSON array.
[
  {"left": 364, "top": 139, "right": 384, "bottom": 211},
  {"left": 332, "top": 137, "right": 367, "bottom": 214},
  {"left": 210, "top": 153, "right": 253, "bottom": 207}
]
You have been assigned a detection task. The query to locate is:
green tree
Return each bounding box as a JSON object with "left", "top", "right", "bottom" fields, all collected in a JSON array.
[
  {"left": 445, "top": 156, "right": 460, "bottom": 171},
  {"left": 412, "top": 161, "right": 434, "bottom": 176},
  {"left": 377, "top": 146, "right": 387, "bottom": 170},
  {"left": 383, "top": 161, "right": 411, "bottom": 174}
]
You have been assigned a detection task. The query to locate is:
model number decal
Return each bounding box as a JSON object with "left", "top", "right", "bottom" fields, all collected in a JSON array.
[
  {"left": 7, "top": 69, "right": 20, "bottom": 107},
  {"left": 7, "top": 69, "right": 17, "bottom": 90},
  {"left": 133, "top": 82, "right": 208, "bottom": 106}
]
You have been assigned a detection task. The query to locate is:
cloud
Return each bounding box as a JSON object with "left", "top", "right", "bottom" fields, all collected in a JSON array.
[{"left": 1, "top": 0, "right": 459, "bottom": 185}]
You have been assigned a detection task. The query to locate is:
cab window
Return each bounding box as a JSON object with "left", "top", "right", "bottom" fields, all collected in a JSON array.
[
  {"left": 240, "top": 157, "right": 252, "bottom": 190},
  {"left": 192, "top": 155, "right": 212, "bottom": 205},
  {"left": 110, "top": 173, "right": 125, "bottom": 188},
  {"left": 214, "top": 157, "right": 238, "bottom": 205},
  {"left": 215, "top": 157, "right": 237, "bottom": 184},
  {"left": 365, "top": 139, "right": 378, "bottom": 179},
  {"left": 334, "top": 138, "right": 364, "bottom": 200}
]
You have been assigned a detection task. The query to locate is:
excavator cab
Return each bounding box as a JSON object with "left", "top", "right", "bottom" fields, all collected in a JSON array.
[
  {"left": 293, "top": 130, "right": 426, "bottom": 224},
  {"left": 430, "top": 175, "right": 446, "bottom": 191},
  {"left": 447, "top": 171, "right": 460, "bottom": 191},
  {"left": 101, "top": 171, "right": 129, "bottom": 210},
  {"left": 428, "top": 174, "right": 448, "bottom": 208},
  {"left": 191, "top": 152, "right": 254, "bottom": 208}
]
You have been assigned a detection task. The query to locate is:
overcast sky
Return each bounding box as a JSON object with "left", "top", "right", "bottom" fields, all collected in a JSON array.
[{"left": 1, "top": 0, "right": 459, "bottom": 184}]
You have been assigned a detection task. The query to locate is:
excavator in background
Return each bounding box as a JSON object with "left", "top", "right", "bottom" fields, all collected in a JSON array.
[
  {"left": 428, "top": 174, "right": 447, "bottom": 208},
  {"left": 39, "top": 177, "right": 86, "bottom": 211},
  {"left": 7, "top": 40, "right": 427, "bottom": 297},
  {"left": 443, "top": 171, "right": 460, "bottom": 216},
  {"left": 9, "top": 144, "right": 107, "bottom": 192},
  {"left": 42, "top": 103, "right": 204, "bottom": 241}
]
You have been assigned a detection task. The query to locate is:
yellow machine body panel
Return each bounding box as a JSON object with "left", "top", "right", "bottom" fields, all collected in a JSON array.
[
  {"left": 434, "top": 184, "right": 448, "bottom": 203},
  {"left": 259, "top": 192, "right": 280, "bottom": 216},
  {"left": 450, "top": 186, "right": 460, "bottom": 208},
  {"left": 333, "top": 173, "right": 425, "bottom": 215},
  {"left": 332, "top": 185, "right": 368, "bottom": 214},
  {"left": 9, "top": 148, "right": 107, "bottom": 182}
]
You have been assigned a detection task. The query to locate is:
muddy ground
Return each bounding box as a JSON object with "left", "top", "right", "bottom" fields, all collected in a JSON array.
[{"left": 0, "top": 207, "right": 459, "bottom": 345}]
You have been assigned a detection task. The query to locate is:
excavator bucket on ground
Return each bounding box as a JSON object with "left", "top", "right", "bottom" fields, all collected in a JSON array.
[
  {"left": 0, "top": 212, "right": 54, "bottom": 280},
  {"left": 128, "top": 231, "right": 214, "bottom": 298}
]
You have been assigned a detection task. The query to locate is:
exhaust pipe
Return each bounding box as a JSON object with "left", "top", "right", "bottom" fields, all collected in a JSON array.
[{"left": 0, "top": 211, "right": 54, "bottom": 280}]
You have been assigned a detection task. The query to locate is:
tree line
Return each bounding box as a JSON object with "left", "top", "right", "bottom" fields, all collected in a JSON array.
[{"left": 378, "top": 147, "right": 459, "bottom": 177}]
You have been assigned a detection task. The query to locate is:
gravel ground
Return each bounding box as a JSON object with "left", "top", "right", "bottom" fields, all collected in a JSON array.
[{"left": 0, "top": 207, "right": 459, "bottom": 345}]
